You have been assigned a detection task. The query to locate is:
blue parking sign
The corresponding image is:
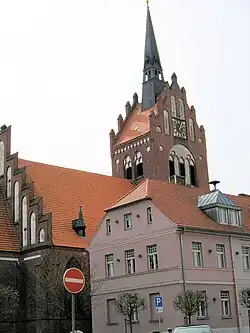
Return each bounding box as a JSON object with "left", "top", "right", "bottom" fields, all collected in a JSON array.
[{"left": 155, "top": 295, "right": 163, "bottom": 313}]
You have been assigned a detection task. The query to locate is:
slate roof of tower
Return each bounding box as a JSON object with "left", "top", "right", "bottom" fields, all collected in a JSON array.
[
  {"left": 18, "top": 159, "right": 133, "bottom": 249},
  {"left": 106, "top": 179, "right": 250, "bottom": 233}
]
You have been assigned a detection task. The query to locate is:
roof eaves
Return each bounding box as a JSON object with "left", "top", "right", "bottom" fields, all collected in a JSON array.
[
  {"left": 177, "top": 224, "right": 249, "bottom": 237},
  {"left": 105, "top": 196, "right": 152, "bottom": 213}
]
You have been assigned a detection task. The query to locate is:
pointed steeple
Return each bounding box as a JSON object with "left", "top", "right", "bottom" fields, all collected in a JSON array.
[{"left": 141, "top": 2, "right": 164, "bottom": 110}]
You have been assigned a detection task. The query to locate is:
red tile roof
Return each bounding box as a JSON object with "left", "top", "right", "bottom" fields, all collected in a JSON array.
[
  {"left": 107, "top": 179, "right": 250, "bottom": 233},
  {"left": 115, "top": 104, "right": 156, "bottom": 146},
  {"left": 18, "top": 159, "right": 133, "bottom": 248},
  {"left": 0, "top": 186, "right": 19, "bottom": 252}
]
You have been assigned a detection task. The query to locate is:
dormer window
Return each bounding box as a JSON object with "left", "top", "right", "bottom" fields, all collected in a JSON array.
[{"left": 198, "top": 181, "right": 242, "bottom": 226}]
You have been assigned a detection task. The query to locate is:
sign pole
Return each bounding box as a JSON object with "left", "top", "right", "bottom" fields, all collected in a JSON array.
[
  {"left": 158, "top": 314, "right": 161, "bottom": 332},
  {"left": 72, "top": 293, "right": 76, "bottom": 333}
]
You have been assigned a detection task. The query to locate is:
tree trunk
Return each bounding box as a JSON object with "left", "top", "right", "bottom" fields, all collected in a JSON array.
[
  {"left": 188, "top": 314, "right": 192, "bottom": 325},
  {"left": 129, "top": 316, "right": 133, "bottom": 333},
  {"left": 248, "top": 309, "right": 250, "bottom": 333}
]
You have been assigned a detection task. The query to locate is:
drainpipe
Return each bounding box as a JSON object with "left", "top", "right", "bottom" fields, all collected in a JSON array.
[
  {"left": 179, "top": 228, "right": 186, "bottom": 293},
  {"left": 229, "top": 233, "right": 240, "bottom": 333}
]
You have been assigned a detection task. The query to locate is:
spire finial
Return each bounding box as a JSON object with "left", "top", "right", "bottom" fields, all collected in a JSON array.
[{"left": 146, "top": 0, "right": 149, "bottom": 6}]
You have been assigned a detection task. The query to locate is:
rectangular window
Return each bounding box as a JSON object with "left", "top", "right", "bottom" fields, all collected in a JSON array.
[
  {"left": 147, "top": 245, "right": 158, "bottom": 270},
  {"left": 147, "top": 207, "right": 152, "bottom": 224},
  {"left": 106, "top": 219, "right": 111, "bottom": 235},
  {"left": 149, "top": 293, "right": 160, "bottom": 321},
  {"left": 105, "top": 253, "right": 114, "bottom": 277},
  {"left": 197, "top": 291, "right": 207, "bottom": 318},
  {"left": 221, "top": 291, "right": 231, "bottom": 317},
  {"left": 242, "top": 246, "right": 250, "bottom": 270},
  {"left": 125, "top": 249, "right": 136, "bottom": 274},
  {"left": 216, "top": 244, "right": 226, "bottom": 268},
  {"left": 124, "top": 213, "right": 132, "bottom": 230},
  {"left": 131, "top": 310, "right": 139, "bottom": 322},
  {"left": 192, "top": 242, "right": 203, "bottom": 267},
  {"left": 107, "top": 298, "right": 117, "bottom": 324}
]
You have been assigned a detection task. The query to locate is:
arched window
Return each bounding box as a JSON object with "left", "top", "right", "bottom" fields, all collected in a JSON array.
[
  {"left": 179, "top": 98, "right": 185, "bottom": 120},
  {"left": 0, "top": 141, "right": 4, "bottom": 176},
  {"left": 189, "top": 159, "right": 196, "bottom": 186},
  {"left": 169, "top": 155, "right": 175, "bottom": 177},
  {"left": 14, "top": 181, "right": 19, "bottom": 223},
  {"left": 6, "top": 166, "right": 12, "bottom": 198},
  {"left": 189, "top": 118, "right": 195, "bottom": 141},
  {"left": 39, "top": 229, "right": 45, "bottom": 243},
  {"left": 22, "top": 196, "right": 28, "bottom": 247},
  {"left": 171, "top": 96, "right": 177, "bottom": 118},
  {"left": 124, "top": 156, "right": 132, "bottom": 180},
  {"left": 179, "top": 157, "right": 185, "bottom": 177},
  {"left": 163, "top": 110, "right": 169, "bottom": 134},
  {"left": 134, "top": 151, "right": 143, "bottom": 178},
  {"left": 30, "top": 212, "right": 36, "bottom": 244}
]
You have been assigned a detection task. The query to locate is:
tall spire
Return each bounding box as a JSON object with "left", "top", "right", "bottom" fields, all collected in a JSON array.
[{"left": 141, "top": 2, "right": 164, "bottom": 110}]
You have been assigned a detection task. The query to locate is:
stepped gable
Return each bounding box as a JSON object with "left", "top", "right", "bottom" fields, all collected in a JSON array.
[{"left": 18, "top": 159, "right": 133, "bottom": 248}]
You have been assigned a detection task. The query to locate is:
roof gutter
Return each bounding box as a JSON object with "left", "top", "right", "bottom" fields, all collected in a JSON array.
[{"left": 177, "top": 225, "right": 250, "bottom": 238}]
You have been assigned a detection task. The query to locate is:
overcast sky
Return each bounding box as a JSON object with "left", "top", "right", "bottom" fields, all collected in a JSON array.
[{"left": 0, "top": 0, "right": 249, "bottom": 195}]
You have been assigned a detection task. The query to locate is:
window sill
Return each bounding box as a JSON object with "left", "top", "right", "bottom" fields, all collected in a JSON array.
[
  {"left": 149, "top": 319, "right": 163, "bottom": 323},
  {"left": 197, "top": 316, "right": 210, "bottom": 320},
  {"left": 107, "top": 322, "right": 118, "bottom": 326},
  {"left": 221, "top": 316, "right": 232, "bottom": 319}
]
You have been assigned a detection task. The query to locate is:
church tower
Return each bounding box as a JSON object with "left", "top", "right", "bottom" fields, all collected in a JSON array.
[{"left": 109, "top": 4, "right": 209, "bottom": 190}]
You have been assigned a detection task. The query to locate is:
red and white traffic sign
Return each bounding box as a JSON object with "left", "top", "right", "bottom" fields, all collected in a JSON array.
[{"left": 63, "top": 268, "right": 85, "bottom": 294}]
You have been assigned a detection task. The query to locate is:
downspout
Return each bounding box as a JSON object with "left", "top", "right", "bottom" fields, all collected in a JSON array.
[
  {"left": 179, "top": 227, "right": 186, "bottom": 293},
  {"left": 229, "top": 233, "right": 240, "bottom": 333}
]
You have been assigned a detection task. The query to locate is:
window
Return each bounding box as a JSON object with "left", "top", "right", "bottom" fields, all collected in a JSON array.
[
  {"left": 171, "top": 96, "right": 177, "bottom": 118},
  {"left": 217, "top": 208, "right": 242, "bottom": 226},
  {"left": 189, "top": 118, "right": 195, "bottom": 141},
  {"left": 105, "top": 254, "right": 114, "bottom": 277},
  {"left": 125, "top": 249, "right": 136, "bottom": 274},
  {"left": 179, "top": 98, "right": 185, "bottom": 119},
  {"left": 192, "top": 242, "right": 203, "bottom": 267},
  {"left": 179, "top": 158, "right": 185, "bottom": 178},
  {"left": 22, "top": 196, "right": 28, "bottom": 247},
  {"left": 190, "top": 160, "right": 196, "bottom": 186},
  {"left": 221, "top": 291, "right": 231, "bottom": 317},
  {"left": 124, "top": 213, "right": 132, "bottom": 230},
  {"left": 124, "top": 156, "right": 132, "bottom": 180},
  {"left": 163, "top": 110, "right": 169, "bottom": 134},
  {"left": 197, "top": 291, "right": 207, "bottom": 318},
  {"left": 169, "top": 155, "right": 175, "bottom": 177},
  {"left": 134, "top": 151, "right": 143, "bottom": 178},
  {"left": 106, "top": 219, "right": 111, "bottom": 235},
  {"left": 39, "top": 229, "right": 45, "bottom": 243},
  {"left": 107, "top": 298, "right": 117, "bottom": 324},
  {"left": 147, "top": 245, "right": 158, "bottom": 270},
  {"left": 131, "top": 310, "right": 139, "bottom": 322},
  {"left": 147, "top": 207, "right": 152, "bottom": 224},
  {"left": 216, "top": 244, "right": 226, "bottom": 268},
  {"left": 0, "top": 140, "right": 4, "bottom": 176},
  {"left": 149, "top": 293, "right": 160, "bottom": 321},
  {"left": 14, "top": 181, "right": 19, "bottom": 223},
  {"left": 6, "top": 166, "right": 11, "bottom": 198},
  {"left": 242, "top": 246, "right": 250, "bottom": 270},
  {"left": 30, "top": 212, "right": 36, "bottom": 244}
]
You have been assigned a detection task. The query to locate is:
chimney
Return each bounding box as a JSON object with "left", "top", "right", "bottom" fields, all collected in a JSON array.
[{"left": 209, "top": 180, "right": 220, "bottom": 191}]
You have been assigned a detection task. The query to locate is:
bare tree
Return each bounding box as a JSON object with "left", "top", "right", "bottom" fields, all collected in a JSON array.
[
  {"left": 239, "top": 288, "right": 250, "bottom": 333},
  {"left": 116, "top": 292, "right": 146, "bottom": 333},
  {"left": 173, "top": 290, "right": 203, "bottom": 325}
]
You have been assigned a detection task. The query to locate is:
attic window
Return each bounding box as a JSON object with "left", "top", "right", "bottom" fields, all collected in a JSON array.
[{"left": 198, "top": 186, "right": 243, "bottom": 227}]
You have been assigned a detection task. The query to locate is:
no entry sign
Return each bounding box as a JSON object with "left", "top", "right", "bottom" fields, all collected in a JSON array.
[{"left": 63, "top": 268, "right": 85, "bottom": 294}]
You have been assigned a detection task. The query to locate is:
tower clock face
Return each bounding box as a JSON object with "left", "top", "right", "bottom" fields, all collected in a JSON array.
[{"left": 172, "top": 118, "right": 187, "bottom": 139}]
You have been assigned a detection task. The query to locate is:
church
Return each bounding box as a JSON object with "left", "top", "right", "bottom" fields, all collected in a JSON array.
[{"left": 0, "top": 2, "right": 250, "bottom": 333}]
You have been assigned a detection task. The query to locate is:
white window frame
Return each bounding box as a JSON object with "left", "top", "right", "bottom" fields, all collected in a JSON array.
[
  {"left": 6, "top": 166, "right": 11, "bottom": 198},
  {"left": 30, "top": 212, "right": 36, "bottom": 244},
  {"left": 125, "top": 249, "right": 136, "bottom": 274},
  {"left": 0, "top": 140, "right": 4, "bottom": 176},
  {"left": 216, "top": 244, "right": 226, "bottom": 268},
  {"left": 147, "top": 245, "right": 158, "bottom": 270},
  {"left": 163, "top": 110, "right": 169, "bottom": 134},
  {"left": 197, "top": 291, "right": 207, "bottom": 318},
  {"left": 147, "top": 207, "right": 152, "bottom": 224},
  {"left": 14, "top": 181, "right": 19, "bottom": 223},
  {"left": 106, "top": 219, "right": 111, "bottom": 235},
  {"left": 192, "top": 242, "right": 203, "bottom": 267},
  {"left": 124, "top": 213, "right": 132, "bottom": 230},
  {"left": 39, "top": 228, "right": 45, "bottom": 243},
  {"left": 131, "top": 309, "right": 139, "bottom": 322},
  {"left": 221, "top": 291, "right": 231, "bottom": 317},
  {"left": 242, "top": 246, "right": 250, "bottom": 270},
  {"left": 22, "top": 196, "right": 28, "bottom": 247},
  {"left": 105, "top": 253, "right": 114, "bottom": 277}
]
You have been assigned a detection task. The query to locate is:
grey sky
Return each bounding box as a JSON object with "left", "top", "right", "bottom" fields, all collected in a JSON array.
[{"left": 0, "top": 0, "right": 249, "bottom": 195}]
